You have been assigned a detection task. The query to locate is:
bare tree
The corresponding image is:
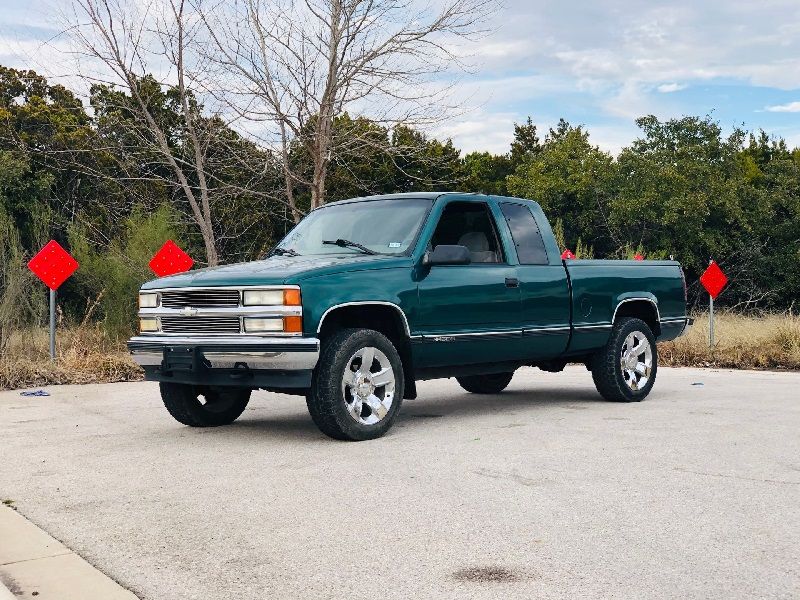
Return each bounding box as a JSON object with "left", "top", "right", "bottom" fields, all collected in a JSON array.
[
  {"left": 200, "top": 0, "right": 490, "bottom": 221},
  {"left": 67, "top": 0, "right": 227, "bottom": 265}
]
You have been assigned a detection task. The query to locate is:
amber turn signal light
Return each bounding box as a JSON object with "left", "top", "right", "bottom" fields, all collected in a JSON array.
[
  {"left": 283, "top": 289, "right": 301, "bottom": 306},
  {"left": 283, "top": 315, "right": 303, "bottom": 333}
]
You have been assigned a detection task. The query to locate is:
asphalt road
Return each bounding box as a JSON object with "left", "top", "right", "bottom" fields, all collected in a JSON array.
[{"left": 1, "top": 366, "right": 798, "bottom": 600}]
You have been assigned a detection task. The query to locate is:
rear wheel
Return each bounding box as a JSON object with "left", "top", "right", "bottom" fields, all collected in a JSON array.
[
  {"left": 306, "top": 328, "right": 404, "bottom": 441},
  {"left": 456, "top": 371, "right": 515, "bottom": 394},
  {"left": 160, "top": 383, "right": 251, "bottom": 427},
  {"left": 591, "top": 317, "right": 657, "bottom": 402}
]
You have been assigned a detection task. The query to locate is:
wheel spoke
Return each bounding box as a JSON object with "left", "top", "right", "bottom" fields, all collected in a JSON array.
[
  {"left": 635, "top": 362, "right": 649, "bottom": 376},
  {"left": 371, "top": 367, "right": 394, "bottom": 388},
  {"left": 628, "top": 371, "right": 639, "bottom": 390},
  {"left": 359, "top": 347, "right": 376, "bottom": 371},
  {"left": 365, "top": 394, "right": 388, "bottom": 420},
  {"left": 348, "top": 395, "right": 363, "bottom": 420},
  {"left": 342, "top": 368, "right": 357, "bottom": 389}
]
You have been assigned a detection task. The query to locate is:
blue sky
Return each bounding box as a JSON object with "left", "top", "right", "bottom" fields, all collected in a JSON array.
[{"left": 2, "top": 0, "right": 800, "bottom": 155}]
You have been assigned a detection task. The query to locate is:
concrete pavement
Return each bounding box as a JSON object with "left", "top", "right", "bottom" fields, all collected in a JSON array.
[{"left": 0, "top": 366, "right": 798, "bottom": 599}]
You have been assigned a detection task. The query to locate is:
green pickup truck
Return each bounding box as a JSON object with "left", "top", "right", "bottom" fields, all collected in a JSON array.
[{"left": 129, "top": 192, "right": 690, "bottom": 440}]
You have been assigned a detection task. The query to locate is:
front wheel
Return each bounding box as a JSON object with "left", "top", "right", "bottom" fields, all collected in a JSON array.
[
  {"left": 591, "top": 317, "right": 657, "bottom": 402},
  {"left": 160, "top": 383, "right": 251, "bottom": 427},
  {"left": 306, "top": 328, "right": 404, "bottom": 441}
]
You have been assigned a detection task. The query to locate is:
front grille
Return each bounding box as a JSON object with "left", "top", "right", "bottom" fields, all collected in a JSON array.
[
  {"left": 161, "top": 289, "right": 240, "bottom": 309},
  {"left": 160, "top": 316, "right": 241, "bottom": 334}
]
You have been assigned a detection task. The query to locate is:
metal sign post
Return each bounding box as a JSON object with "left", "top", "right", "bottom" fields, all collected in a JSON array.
[
  {"left": 709, "top": 294, "right": 714, "bottom": 348},
  {"left": 49, "top": 289, "right": 56, "bottom": 360},
  {"left": 27, "top": 240, "right": 79, "bottom": 363},
  {"left": 699, "top": 259, "right": 728, "bottom": 351}
]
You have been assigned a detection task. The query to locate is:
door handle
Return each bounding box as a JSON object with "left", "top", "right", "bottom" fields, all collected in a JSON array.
[{"left": 505, "top": 277, "right": 519, "bottom": 288}]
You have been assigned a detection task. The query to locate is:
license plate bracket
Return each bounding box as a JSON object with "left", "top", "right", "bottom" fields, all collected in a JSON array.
[{"left": 163, "top": 346, "right": 199, "bottom": 372}]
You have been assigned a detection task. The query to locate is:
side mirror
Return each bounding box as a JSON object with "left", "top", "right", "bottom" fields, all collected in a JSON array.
[{"left": 423, "top": 244, "right": 471, "bottom": 266}]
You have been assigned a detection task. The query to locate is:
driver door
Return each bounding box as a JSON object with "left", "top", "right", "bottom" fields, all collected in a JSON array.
[{"left": 415, "top": 200, "right": 522, "bottom": 367}]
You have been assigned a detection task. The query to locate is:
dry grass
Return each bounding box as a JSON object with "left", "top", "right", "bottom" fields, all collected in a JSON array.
[
  {"left": 0, "top": 326, "right": 142, "bottom": 390},
  {"left": 659, "top": 312, "right": 800, "bottom": 370},
  {"left": 1, "top": 313, "right": 798, "bottom": 390}
]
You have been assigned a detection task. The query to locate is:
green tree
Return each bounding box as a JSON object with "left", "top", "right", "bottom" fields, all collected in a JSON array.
[
  {"left": 613, "top": 115, "right": 750, "bottom": 279},
  {"left": 507, "top": 120, "right": 616, "bottom": 255},
  {"left": 69, "top": 204, "right": 184, "bottom": 336},
  {"left": 460, "top": 152, "right": 512, "bottom": 195}
]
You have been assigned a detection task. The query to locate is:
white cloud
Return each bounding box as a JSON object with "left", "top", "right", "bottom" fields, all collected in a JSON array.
[
  {"left": 764, "top": 101, "right": 800, "bottom": 113},
  {"left": 480, "top": 0, "right": 800, "bottom": 122},
  {"left": 657, "top": 83, "right": 686, "bottom": 93},
  {"left": 432, "top": 110, "right": 517, "bottom": 155}
]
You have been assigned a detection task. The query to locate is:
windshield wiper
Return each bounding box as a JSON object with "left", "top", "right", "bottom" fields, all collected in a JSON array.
[
  {"left": 270, "top": 246, "right": 300, "bottom": 257},
  {"left": 322, "top": 239, "right": 377, "bottom": 255}
]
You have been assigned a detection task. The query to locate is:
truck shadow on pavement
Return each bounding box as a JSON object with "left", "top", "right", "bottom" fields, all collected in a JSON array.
[
  {"left": 198, "top": 385, "right": 609, "bottom": 441},
  {"left": 399, "top": 386, "right": 605, "bottom": 422}
]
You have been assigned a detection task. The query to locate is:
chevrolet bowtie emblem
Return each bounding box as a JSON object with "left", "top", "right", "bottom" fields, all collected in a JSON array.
[{"left": 181, "top": 307, "right": 199, "bottom": 317}]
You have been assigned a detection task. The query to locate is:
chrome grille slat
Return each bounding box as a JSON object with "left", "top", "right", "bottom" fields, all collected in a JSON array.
[
  {"left": 161, "top": 289, "right": 240, "bottom": 308},
  {"left": 160, "top": 316, "right": 241, "bottom": 334}
]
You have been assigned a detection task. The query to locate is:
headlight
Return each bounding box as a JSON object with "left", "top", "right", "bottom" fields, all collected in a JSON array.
[
  {"left": 138, "top": 293, "right": 159, "bottom": 308},
  {"left": 242, "top": 290, "right": 284, "bottom": 306},
  {"left": 139, "top": 317, "right": 160, "bottom": 333},
  {"left": 243, "top": 317, "right": 284, "bottom": 333},
  {"left": 242, "top": 289, "right": 301, "bottom": 306}
]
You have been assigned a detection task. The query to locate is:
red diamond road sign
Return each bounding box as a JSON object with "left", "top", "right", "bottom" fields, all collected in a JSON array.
[
  {"left": 561, "top": 249, "right": 575, "bottom": 259},
  {"left": 700, "top": 260, "right": 728, "bottom": 299},
  {"left": 149, "top": 240, "right": 193, "bottom": 277},
  {"left": 28, "top": 240, "right": 79, "bottom": 290}
]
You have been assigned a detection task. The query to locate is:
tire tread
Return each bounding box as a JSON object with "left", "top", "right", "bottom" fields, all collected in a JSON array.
[{"left": 591, "top": 317, "right": 657, "bottom": 403}]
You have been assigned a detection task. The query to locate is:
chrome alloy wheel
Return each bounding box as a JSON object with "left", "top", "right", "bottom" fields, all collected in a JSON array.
[
  {"left": 341, "top": 346, "right": 396, "bottom": 425},
  {"left": 620, "top": 331, "right": 653, "bottom": 391}
]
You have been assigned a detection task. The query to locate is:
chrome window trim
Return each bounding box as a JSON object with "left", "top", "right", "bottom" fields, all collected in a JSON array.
[{"left": 317, "top": 301, "right": 411, "bottom": 337}]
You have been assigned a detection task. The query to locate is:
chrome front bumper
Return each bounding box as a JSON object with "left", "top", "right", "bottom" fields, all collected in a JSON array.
[{"left": 127, "top": 335, "right": 320, "bottom": 371}]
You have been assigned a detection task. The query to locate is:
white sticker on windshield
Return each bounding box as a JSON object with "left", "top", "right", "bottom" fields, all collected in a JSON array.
[{"left": 388, "top": 242, "right": 402, "bottom": 248}]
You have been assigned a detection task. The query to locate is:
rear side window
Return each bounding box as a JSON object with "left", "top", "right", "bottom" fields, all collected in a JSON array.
[{"left": 499, "top": 203, "right": 549, "bottom": 265}]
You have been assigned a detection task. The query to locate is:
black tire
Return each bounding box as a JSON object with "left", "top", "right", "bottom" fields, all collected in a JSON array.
[
  {"left": 456, "top": 371, "right": 515, "bottom": 394},
  {"left": 160, "top": 383, "right": 251, "bottom": 427},
  {"left": 591, "top": 317, "right": 658, "bottom": 402},
  {"left": 306, "top": 328, "right": 404, "bottom": 441}
]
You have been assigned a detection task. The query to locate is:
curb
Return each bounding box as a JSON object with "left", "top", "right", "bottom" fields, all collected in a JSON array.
[
  {"left": 0, "top": 581, "right": 16, "bottom": 600},
  {"left": 0, "top": 505, "right": 138, "bottom": 599}
]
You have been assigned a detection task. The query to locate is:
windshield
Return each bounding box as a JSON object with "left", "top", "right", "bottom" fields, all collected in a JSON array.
[{"left": 276, "top": 198, "right": 433, "bottom": 256}]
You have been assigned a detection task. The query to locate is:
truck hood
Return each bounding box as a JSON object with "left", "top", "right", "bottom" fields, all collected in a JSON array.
[{"left": 141, "top": 253, "right": 411, "bottom": 289}]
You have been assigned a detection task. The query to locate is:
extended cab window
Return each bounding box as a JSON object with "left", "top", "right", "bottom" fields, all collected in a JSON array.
[
  {"left": 430, "top": 202, "right": 504, "bottom": 263},
  {"left": 499, "top": 203, "right": 549, "bottom": 265}
]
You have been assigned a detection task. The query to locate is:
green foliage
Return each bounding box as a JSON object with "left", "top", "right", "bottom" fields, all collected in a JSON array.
[
  {"left": 552, "top": 218, "right": 566, "bottom": 252},
  {"left": 0, "top": 207, "right": 45, "bottom": 355},
  {"left": 507, "top": 120, "right": 616, "bottom": 255},
  {"left": 510, "top": 117, "right": 541, "bottom": 165},
  {"left": 69, "top": 204, "right": 183, "bottom": 336},
  {"left": 460, "top": 152, "right": 512, "bottom": 195},
  {"left": 574, "top": 238, "right": 594, "bottom": 260}
]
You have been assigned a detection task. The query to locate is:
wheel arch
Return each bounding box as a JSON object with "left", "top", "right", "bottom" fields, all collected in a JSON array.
[
  {"left": 612, "top": 296, "right": 661, "bottom": 337},
  {"left": 317, "top": 302, "right": 416, "bottom": 399}
]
